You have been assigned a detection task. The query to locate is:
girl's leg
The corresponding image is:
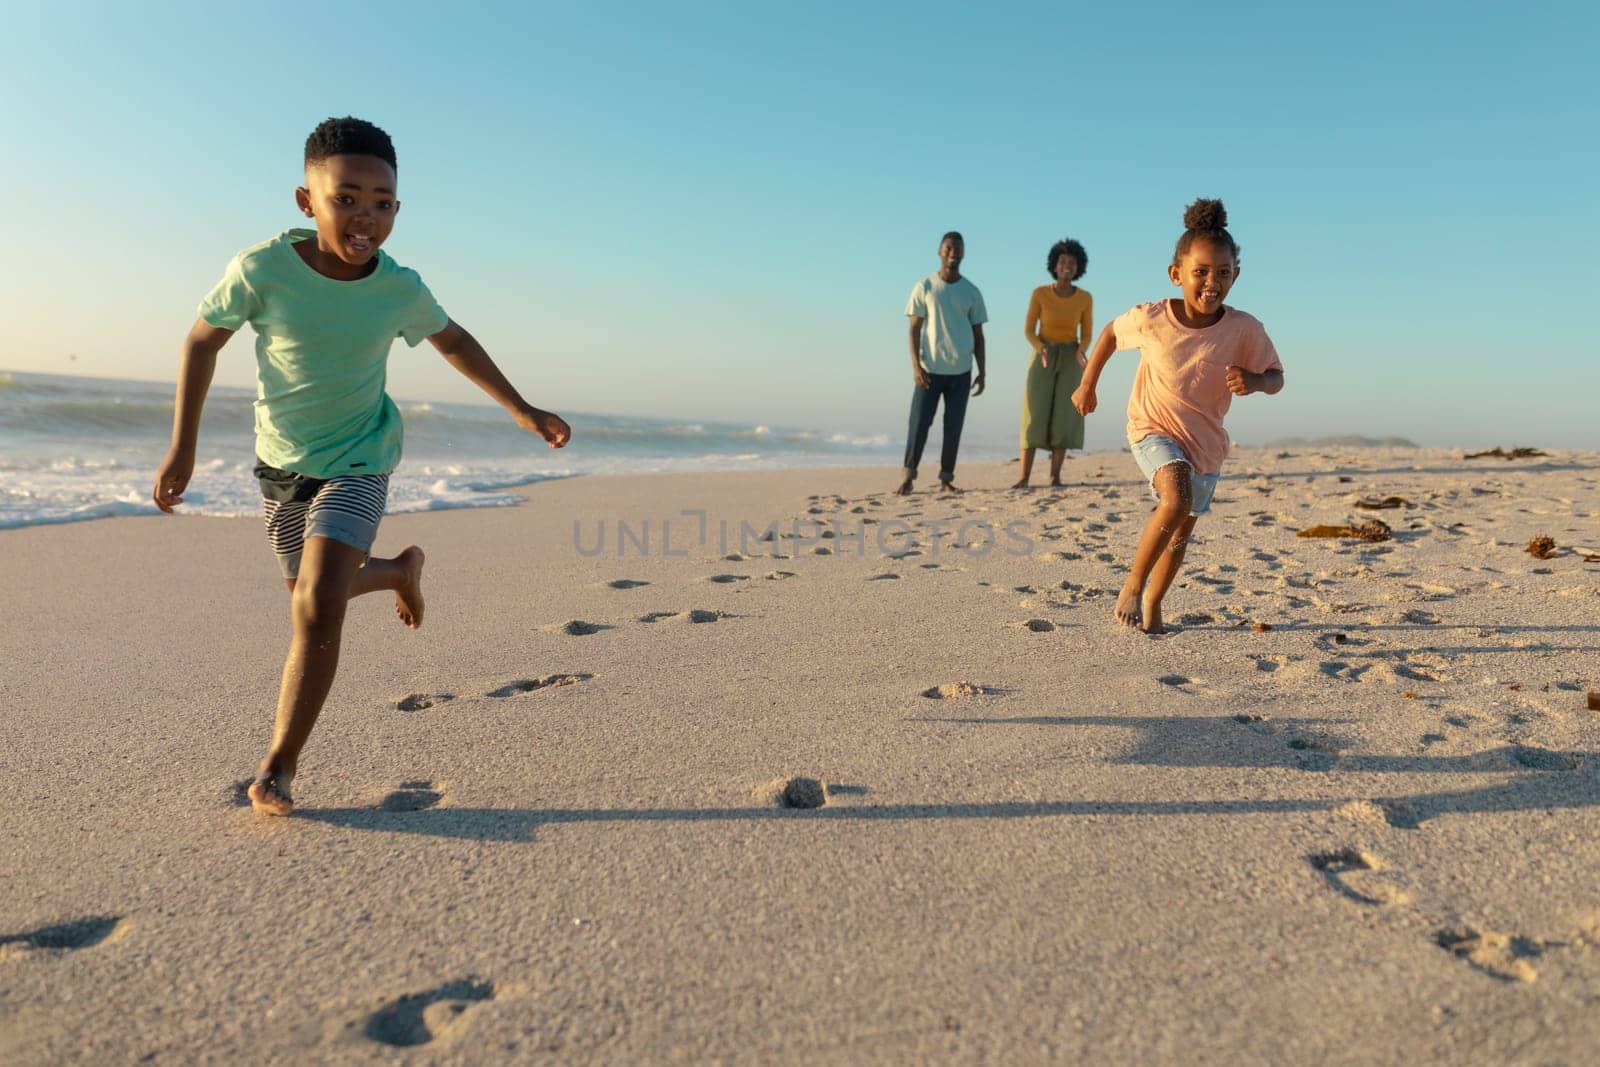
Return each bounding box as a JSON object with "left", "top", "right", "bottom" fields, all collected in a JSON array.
[
  {"left": 1114, "top": 463, "right": 1193, "bottom": 629},
  {"left": 248, "top": 535, "right": 367, "bottom": 815},
  {"left": 1049, "top": 448, "right": 1066, "bottom": 485},
  {"left": 1140, "top": 514, "right": 1198, "bottom": 635},
  {"left": 1013, "top": 447, "right": 1037, "bottom": 488}
]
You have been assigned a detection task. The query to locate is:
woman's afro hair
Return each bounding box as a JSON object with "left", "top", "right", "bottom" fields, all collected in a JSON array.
[{"left": 1046, "top": 238, "right": 1087, "bottom": 280}]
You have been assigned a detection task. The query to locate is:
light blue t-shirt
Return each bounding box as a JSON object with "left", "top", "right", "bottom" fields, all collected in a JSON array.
[
  {"left": 905, "top": 273, "right": 988, "bottom": 374},
  {"left": 198, "top": 229, "right": 449, "bottom": 478}
]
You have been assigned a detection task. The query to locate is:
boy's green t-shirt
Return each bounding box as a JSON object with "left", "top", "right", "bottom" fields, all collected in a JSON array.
[{"left": 198, "top": 229, "right": 449, "bottom": 478}]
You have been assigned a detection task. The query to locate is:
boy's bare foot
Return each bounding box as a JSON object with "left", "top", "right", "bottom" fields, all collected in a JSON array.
[
  {"left": 939, "top": 482, "right": 961, "bottom": 494},
  {"left": 1050, "top": 477, "right": 1063, "bottom": 488},
  {"left": 247, "top": 768, "right": 294, "bottom": 816},
  {"left": 1140, "top": 596, "right": 1167, "bottom": 635},
  {"left": 1114, "top": 584, "right": 1143, "bottom": 628},
  {"left": 395, "top": 546, "right": 425, "bottom": 629},
  {"left": 893, "top": 479, "right": 914, "bottom": 496}
]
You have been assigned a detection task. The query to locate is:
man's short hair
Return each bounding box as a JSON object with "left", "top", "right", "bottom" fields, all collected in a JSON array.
[
  {"left": 939, "top": 231, "right": 964, "bottom": 246},
  {"left": 305, "top": 117, "right": 397, "bottom": 171}
]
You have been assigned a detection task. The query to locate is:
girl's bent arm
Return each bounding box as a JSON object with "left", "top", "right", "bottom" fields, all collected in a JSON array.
[{"left": 1071, "top": 322, "right": 1119, "bottom": 416}]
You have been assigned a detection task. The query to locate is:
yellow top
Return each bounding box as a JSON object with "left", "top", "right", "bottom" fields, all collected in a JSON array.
[{"left": 1026, "top": 285, "right": 1093, "bottom": 347}]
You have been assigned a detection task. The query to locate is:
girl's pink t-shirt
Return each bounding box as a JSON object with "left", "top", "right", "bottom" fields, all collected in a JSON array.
[{"left": 1111, "top": 301, "right": 1283, "bottom": 475}]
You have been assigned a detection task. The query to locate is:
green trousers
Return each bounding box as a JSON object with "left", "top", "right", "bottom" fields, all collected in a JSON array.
[{"left": 1019, "top": 341, "right": 1084, "bottom": 450}]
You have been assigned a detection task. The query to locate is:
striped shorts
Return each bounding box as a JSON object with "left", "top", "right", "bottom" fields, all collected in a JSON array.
[{"left": 257, "top": 463, "right": 390, "bottom": 579}]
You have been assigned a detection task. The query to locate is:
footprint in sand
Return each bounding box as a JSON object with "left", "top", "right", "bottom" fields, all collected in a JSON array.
[
  {"left": 1157, "top": 674, "right": 1199, "bottom": 691},
  {"left": 1334, "top": 798, "right": 1421, "bottom": 830},
  {"left": 705, "top": 574, "right": 749, "bottom": 584},
  {"left": 1318, "top": 660, "right": 1372, "bottom": 683},
  {"left": 605, "top": 579, "right": 650, "bottom": 590},
  {"left": 0, "top": 916, "right": 124, "bottom": 960},
  {"left": 1021, "top": 618, "right": 1057, "bottom": 633},
  {"left": 396, "top": 692, "right": 455, "bottom": 712},
  {"left": 379, "top": 780, "right": 445, "bottom": 812},
  {"left": 764, "top": 571, "right": 797, "bottom": 581},
  {"left": 1435, "top": 927, "right": 1542, "bottom": 983},
  {"left": 1309, "top": 848, "right": 1411, "bottom": 907},
  {"left": 1510, "top": 745, "right": 1584, "bottom": 771},
  {"left": 487, "top": 673, "right": 590, "bottom": 698},
  {"left": 755, "top": 776, "right": 828, "bottom": 809},
  {"left": 364, "top": 978, "right": 497, "bottom": 1047},
  {"left": 1233, "top": 712, "right": 1285, "bottom": 736},
  {"left": 545, "top": 620, "right": 612, "bottom": 636},
  {"left": 921, "top": 681, "right": 999, "bottom": 699},
  {"left": 639, "top": 609, "right": 725, "bottom": 624},
  {"left": 1287, "top": 733, "right": 1341, "bottom": 771},
  {"left": 867, "top": 573, "right": 901, "bottom": 581}
]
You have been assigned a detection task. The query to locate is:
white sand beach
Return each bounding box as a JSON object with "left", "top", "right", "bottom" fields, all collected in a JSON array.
[{"left": 3, "top": 447, "right": 1598, "bottom": 1063}]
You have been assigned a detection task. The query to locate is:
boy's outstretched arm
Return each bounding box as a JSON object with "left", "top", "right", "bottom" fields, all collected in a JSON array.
[
  {"left": 153, "top": 319, "right": 234, "bottom": 512},
  {"left": 428, "top": 320, "right": 570, "bottom": 447},
  {"left": 1071, "top": 322, "right": 1118, "bottom": 416}
]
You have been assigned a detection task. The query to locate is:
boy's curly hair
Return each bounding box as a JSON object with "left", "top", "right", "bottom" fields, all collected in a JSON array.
[
  {"left": 305, "top": 117, "right": 397, "bottom": 171},
  {"left": 1046, "top": 238, "right": 1087, "bottom": 280},
  {"left": 1173, "top": 198, "right": 1240, "bottom": 264}
]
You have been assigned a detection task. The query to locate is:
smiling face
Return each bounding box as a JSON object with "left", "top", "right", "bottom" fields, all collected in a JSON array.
[
  {"left": 1052, "top": 252, "right": 1079, "bottom": 285},
  {"left": 293, "top": 153, "right": 400, "bottom": 280},
  {"left": 1168, "top": 237, "right": 1237, "bottom": 325},
  {"left": 937, "top": 236, "right": 964, "bottom": 277}
]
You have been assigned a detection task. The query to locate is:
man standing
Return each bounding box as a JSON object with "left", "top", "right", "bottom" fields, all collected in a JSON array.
[{"left": 896, "top": 231, "right": 987, "bottom": 495}]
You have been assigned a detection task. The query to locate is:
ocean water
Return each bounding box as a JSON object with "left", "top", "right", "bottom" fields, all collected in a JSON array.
[{"left": 0, "top": 370, "right": 906, "bottom": 529}]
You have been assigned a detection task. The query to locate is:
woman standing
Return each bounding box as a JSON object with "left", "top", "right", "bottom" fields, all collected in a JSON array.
[{"left": 1015, "top": 238, "right": 1091, "bottom": 488}]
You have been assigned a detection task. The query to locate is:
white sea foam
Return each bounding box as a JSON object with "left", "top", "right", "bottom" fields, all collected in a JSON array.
[{"left": 0, "top": 370, "right": 913, "bottom": 530}]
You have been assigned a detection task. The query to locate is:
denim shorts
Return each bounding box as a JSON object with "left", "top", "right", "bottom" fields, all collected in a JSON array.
[{"left": 1129, "top": 434, "right": 1219, "bottom": 516}]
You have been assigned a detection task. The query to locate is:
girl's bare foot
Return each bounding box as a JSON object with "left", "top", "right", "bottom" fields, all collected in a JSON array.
[
  {"left": 1114, "top": 583, "right": 1143, "bottom": 628},
  {"left": 394, "top": 546, "right": 425, "bottom": 629},
  {"left": 247, "top": 768, "right": 294, "bottom": 816},
  {"left": 1011, "top": 479, "right": 1030, "bottom": 490},
  {"left": 1050, "top": 477, "right": 1063, "bottom": 487},
  {"left": 1140, "top": 595, "right": 1167, "bottom": 635}
]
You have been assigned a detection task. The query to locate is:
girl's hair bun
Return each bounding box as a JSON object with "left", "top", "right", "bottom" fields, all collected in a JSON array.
[{"left": 1183, "top": 198, "right": 1227, "bottom": 232}]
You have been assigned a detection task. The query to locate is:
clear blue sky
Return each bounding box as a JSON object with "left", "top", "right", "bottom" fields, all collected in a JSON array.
[{"left": 2, "top": 0, "right": 1595, "bottom": 449}]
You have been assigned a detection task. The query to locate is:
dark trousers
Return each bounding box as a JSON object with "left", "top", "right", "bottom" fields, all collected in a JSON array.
[{"left": 901, "top": 370, "right": 971, "bottom": 484}]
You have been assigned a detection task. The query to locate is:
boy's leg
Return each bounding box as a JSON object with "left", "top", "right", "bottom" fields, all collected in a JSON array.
[
  {"left": 1140, "top": 513, "right": 1199, "bottom": 635},
  {"left": 898, "top": 379, "right": 940, "bottom": 494},
  {"left": 1115, "top": 463, "right": 1192, "bottom": 629},
  {"left": 1048, "top": 448, "right": 1066, "bottom": 485},
  {"left": 249, "top": 535, "right": 367, "bottom": 815},
  {"left": 284, "top": 546, "right": 425, "bottom": 625},
  {"left": 350, "top": 547, "right": 426, "bottom": 628},
  {"left": 937, "top": 371, "right": 971, "bottom": 490}
]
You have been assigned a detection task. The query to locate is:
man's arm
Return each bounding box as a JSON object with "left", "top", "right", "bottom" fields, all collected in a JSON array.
[
  {"left": 428, "top": 319, "right": 570, "bottom": 447},
  {"left": 970, "top": 324, "right": 986, "bottom": 396},
  {"left": 907, "top": 316, "right": 929, "bottom": 389},
  {"left": 153, "top": 319, "right": 234, "bottom": 512}
]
